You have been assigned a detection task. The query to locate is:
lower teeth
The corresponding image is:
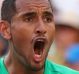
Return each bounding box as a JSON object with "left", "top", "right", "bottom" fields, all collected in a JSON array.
[{"left": 34, "top": 49, "right": 42, "bottom": 55}]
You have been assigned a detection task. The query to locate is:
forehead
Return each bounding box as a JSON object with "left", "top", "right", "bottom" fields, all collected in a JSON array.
[{"left": 15, "top": 0, "right": 52, "bottom": 13}]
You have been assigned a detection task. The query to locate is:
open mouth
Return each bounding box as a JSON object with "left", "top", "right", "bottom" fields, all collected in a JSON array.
[{"left": 33, "top": 39, "right": 45, "bottom": 55}]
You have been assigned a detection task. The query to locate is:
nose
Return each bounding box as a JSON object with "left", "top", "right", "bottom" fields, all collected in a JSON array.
[{"left": 35, "top": 21, "right": 47, "bottom": 35}]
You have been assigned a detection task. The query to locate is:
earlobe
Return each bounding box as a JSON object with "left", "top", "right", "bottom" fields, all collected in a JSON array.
[{"left": 0, "top": 20, "right": 11, "bottom": 40}]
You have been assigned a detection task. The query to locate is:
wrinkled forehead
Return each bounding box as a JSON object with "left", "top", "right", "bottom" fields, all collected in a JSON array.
[
  {"left": 15, "top": 0, "right": 52, "bottom": 12},
  {"left": 16, "top": 0, "right": 50, "bottom": 7}
]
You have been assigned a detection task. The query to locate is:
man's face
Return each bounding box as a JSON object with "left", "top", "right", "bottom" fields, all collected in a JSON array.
[{"left": 9, "top": 0, "right": 55, "bottom": 71}]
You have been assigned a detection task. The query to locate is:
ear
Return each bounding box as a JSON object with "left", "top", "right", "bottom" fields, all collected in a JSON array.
[{"left": 0, "top": 20, "right": 11, "bottom": 40}]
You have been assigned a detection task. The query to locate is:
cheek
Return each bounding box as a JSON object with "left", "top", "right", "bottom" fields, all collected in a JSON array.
[
  {"left": 11, "top": 24, "right": 33, "bottom": 50},
  {"left": 47, "top": 24, "right": 55, "bottom": 42}
]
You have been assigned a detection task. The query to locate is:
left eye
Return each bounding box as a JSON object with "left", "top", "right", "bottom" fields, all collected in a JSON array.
[{"left": 43, "top": 16, "right": 53, "bottom": 23}]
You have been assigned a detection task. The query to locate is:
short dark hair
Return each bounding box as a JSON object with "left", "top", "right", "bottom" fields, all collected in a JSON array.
[
  {"left": 1, "top": 0, "right": 53, "bottom": 23},
  {"left": 1, "top": 0, "right": 16, "bottom": 23}
]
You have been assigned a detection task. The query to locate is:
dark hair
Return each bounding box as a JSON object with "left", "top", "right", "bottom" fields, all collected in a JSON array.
[
  {"left": 1, "top": 0, "right": 16, "bottom": 23},
  {"left": 1, "top": 0, "right": 53, "bottom": 23}
]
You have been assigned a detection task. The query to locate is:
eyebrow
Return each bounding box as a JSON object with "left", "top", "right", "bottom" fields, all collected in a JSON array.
[
  {"left": 43, "top": 11, "right": 53, "bottom": 16},
  {"left": 22, "top": 12, "right": 36, "bottom": 17}
]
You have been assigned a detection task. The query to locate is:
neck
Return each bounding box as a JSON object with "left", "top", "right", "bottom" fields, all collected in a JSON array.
[{"left": 4, "top": 50, "right": 44, "bottom": 74}]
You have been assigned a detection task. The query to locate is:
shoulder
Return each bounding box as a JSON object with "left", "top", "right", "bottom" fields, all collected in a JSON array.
[
  {"left": 0, "top": 57, "right": 4, "bottom": 74},
  {"left": 45, "top": 59, "right": 79, "bottom": 74},
  {"left": 0, "top": 57, "right": 4, "bottom": 68},
  {"left": 0, "top": 57, "right": 9, "bottom": 74}
]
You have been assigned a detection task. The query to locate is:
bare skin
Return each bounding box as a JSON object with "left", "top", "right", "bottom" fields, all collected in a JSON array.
[{"left": 0, "top": 0, "right": 55, "bottom": 74}]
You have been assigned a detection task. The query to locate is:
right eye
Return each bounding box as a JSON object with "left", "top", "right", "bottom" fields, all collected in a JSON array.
[
  {"left": 23, "top": 17, "right": 34, "bottom": 22},
  {"left": 22, "top": 12, "right": 36, "bottom": 23}
]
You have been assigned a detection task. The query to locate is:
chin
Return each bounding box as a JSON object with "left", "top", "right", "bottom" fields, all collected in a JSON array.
[
  {"left": 31, "top": 59, "right": 46, "bottom": 72},
  {"left": 30, "top": 64, "right": 44, "bottom": 71}
]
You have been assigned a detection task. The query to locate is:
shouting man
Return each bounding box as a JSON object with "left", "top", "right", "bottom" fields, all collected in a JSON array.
[{"left": 0, "top": 0, "right": 79, "bottom": 74}]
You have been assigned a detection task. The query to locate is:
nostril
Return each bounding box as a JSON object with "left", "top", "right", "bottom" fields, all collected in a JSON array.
[
  {"left": 36, "top": 30, "right": 46, "bottom": 34},
  {"left": 35, "top": 24, "right": 47, "bottom": 34},
  {"left": 36, "top": 30, "right": 41, "bottom": 33}
]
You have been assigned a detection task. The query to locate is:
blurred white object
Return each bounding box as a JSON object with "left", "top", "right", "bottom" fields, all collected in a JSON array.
[
  {"left": 51, "top": 0, "right": 79, "bottom": 13},
  {"left": 55, "top": 11, "right": 79, "bottom": 29},
  {"left": 50, "top": 0, "right": 79, "bottom": 29},
  {"left": 49, "top": 0, "right": 79, "bottom": 56},
  {"left": 0, "top": 0, "right": 4, "bottom": 19}
]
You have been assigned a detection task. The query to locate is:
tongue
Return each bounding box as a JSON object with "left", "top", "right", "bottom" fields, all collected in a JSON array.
[
  {"left": 34, "top": 54, "right": 42, "bottom": 62},
  {"left": 34, "top": 48, "right": 44, "bottom": 62}
]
